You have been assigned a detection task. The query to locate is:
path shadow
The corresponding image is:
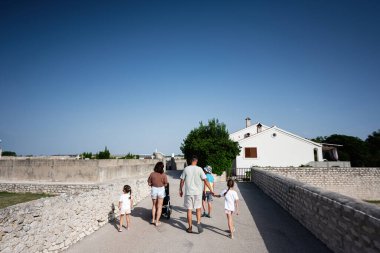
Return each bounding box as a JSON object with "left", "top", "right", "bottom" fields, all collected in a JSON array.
[
  {"left": 162, "top": 205, "right": 228, "bottom": 237},
  {"left": 131, "top": 206, "right": 152, "bottom": 222},
  {"left": 237, "top": 182, "right": 332, "bottom": 253},
  {"left": 166, "top": 170, "right": 182, "bottom": 180}
]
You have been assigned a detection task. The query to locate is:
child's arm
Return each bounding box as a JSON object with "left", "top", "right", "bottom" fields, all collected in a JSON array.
[
  {"left": 214, "top": 194, "right": 221, "bottom": 198},
  {"left": 118, "top": 201, "right": 122, "bottom": 210}
]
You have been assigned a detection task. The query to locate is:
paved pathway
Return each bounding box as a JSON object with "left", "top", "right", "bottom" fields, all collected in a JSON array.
[{"left": 66, "top": 171, "right": 331, "bottom": 253}]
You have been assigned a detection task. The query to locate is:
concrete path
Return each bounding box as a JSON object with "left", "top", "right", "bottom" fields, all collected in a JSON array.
[{"left": 66, "top": 171, "right": 331, "bottom": 253}]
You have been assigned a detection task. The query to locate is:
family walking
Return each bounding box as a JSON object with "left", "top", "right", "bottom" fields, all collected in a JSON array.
[
  {"left": 179, "top": 156, "right": 239, "bottom": 238},
  {"left": 118, "top": 156, "right": 239, "bottom": 239}
]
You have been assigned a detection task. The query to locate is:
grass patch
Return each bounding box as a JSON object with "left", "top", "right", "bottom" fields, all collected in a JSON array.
[{"left": 0, "top": 192, "right": 53, "bottom": 209}]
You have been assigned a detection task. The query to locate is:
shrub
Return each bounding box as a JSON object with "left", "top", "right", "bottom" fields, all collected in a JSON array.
[
  {"left": 180, "top": 119, "right": 240, "bottom": 175},
  {"left": 96, "top": 147, "right": 111, "bottom": 159}
]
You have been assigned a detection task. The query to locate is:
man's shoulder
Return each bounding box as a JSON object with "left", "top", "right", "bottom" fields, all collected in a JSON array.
[{"left": 184, "top": 165, "right": 202, "bottom": 171}]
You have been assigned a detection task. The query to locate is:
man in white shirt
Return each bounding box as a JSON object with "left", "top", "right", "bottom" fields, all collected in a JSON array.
[{"left": 179, "top": 156, "right": 214, "bottom": 233}]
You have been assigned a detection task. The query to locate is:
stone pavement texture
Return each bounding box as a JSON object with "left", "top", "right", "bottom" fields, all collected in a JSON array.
[{"left": 66, "top": 171, "right": 331, "bottom": 253}]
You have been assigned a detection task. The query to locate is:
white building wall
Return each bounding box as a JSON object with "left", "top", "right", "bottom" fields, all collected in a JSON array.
[
  {"left": 234, "top": 128, "right": 323, "bottom": 168},
  {"left": 230, "top": 123, "right": 270, "bottom": 142}
]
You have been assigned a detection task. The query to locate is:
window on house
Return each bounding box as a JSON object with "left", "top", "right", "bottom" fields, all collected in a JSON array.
[{"left": 245, "top": 147, "right": 257, "bottom": 158}]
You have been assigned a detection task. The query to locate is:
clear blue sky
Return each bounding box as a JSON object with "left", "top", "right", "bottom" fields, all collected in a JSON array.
[{"left": 0, "top": 0, "right": 379, "bottom": 155}]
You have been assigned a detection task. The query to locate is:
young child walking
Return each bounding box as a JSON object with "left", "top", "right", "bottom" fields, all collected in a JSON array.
[
  {"left": 202, "top": 165, "right": 215, "bottom": 218},
  {"left": 215, "top": 179, "right": 239, "bottom": 239},
  {"left": 118, "top": 185, "right": 133, "bottom": 232}
]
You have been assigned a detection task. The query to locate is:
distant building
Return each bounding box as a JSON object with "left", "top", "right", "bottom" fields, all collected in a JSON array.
[{"left": 230, "top": 118, "right": 323, "bottom": 168}]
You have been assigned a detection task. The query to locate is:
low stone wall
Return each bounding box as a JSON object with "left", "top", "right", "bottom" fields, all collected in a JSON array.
[
  {"left": 257, "top": 167, "right": 380, "bottom": 201},
  {"left": 0, "top": 182, "right": 99, "bottom": 194},
  {"left": 0, "top": 176, "right": 150, "bottom": 253},
  {"left": 252, "top": 168, "right": 380, "bottom": 253},
  {"left": 0, "top": 159, "right": 159, "bottom": 183}
]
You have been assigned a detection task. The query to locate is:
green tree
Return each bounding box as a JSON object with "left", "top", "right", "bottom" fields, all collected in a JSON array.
[
  {"left": 80, "top": 152, "right": 93, "bottom": 159},
  {"left": 122, "top": 153, "right": 140, "bottom": 159},
  {"left": 324, "top": 134, "right": 368, "bottom": 167},
  {"left": 311, "top": 136, "right": 327, "bottom": 143},
  {"left": 1, "top": 151, "right": 17, "bottom": 157},
  {"left": 96, "top": 147, "right": 111, "bottom": 159},
  {"left": 180, "top": 119, "right": 240, "bottom": 175},
  {"left": 366, "top": 130, "right": 380, "bottom": 167}
]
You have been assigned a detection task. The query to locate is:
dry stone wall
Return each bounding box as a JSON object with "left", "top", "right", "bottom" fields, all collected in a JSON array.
[
  {"left": 0, "top": 177, "right": 150, "bottom": 253},
  {"left": 0, "top": 159, "right": 158, "bottom": 183},
  {"left": 257, "top": 167, "right": 380, "bottom": 200},
  {"left": 252, "top": 168, "right": 380, "bottom": 253},
  {"left": 0, "top": 182, "right": 99, "bottom": 194}
]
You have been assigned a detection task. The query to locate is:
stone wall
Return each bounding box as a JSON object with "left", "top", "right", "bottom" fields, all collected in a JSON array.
[
  {"left": 0, "top": 176, "right": 150, "bottom": 253},
  {"left": 252, "top": 168, "right": 380, "bottom": 253},
  {"left": 0, "top": 159, "right": 159, "bottom": 183},
  {"left": 0, "top": 182, "right": 99, "bottom": 194},
  {"left": 257, "top": 167, "right": 380, "bottom": 201}
]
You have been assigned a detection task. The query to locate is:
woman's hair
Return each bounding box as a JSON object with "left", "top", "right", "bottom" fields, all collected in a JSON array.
[
  {"left": 154, "top": 161, "right": 165, "bottom": 174},
  {"left": 224, "top": 179, "right": 235, "bottom": 197},
  {"left": 123, "top": 185, "right": 132, "bottom": 199}
]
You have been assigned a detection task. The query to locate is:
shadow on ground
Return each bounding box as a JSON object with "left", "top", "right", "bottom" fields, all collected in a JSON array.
[
  {"left": 237, "top": 182, "right": 332, "bottom": 253},
  {"left": 166, "top": 170, "right": 182, "bottom": 180},
  {"left": 131, "top": 206, "right": 152, "bottom": 222}
]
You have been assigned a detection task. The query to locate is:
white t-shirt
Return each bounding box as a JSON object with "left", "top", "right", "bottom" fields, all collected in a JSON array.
[
  {"left": 119, "top": 193, "right": 131, "bottom": 210},
  {"left": 220, "top": 189, "right": 239, "bottom": 212},
  {"left": 180, "top": 165, "right": 207, "bottom": 196}
]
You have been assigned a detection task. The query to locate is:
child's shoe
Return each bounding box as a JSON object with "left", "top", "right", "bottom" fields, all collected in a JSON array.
[{"left": 201, "top": 212, "right": 207, "bottom": 217}]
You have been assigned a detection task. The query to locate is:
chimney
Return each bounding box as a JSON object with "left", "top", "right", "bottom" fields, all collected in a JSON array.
[
  {"left": 257, "top": 123, "right": 262, "bottom": 133},
  {"left": 245, "top": 117, "right": 251, "bottom": 128}
]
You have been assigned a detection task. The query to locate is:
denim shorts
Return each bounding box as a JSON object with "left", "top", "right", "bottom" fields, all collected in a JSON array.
[
  {"left": 151, "top": 186, "right": 166, "bottom": 199},
  {"left": 203, "top": 192, "right": 213, "bottom": 202}
]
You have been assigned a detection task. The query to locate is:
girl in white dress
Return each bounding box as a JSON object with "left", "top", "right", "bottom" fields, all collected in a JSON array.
[
  {"left": 215, "top": 179, "right": 239, "bottom": 238},
  {"left": 118, "top": 185, "right": 133, "bottom": 232}
]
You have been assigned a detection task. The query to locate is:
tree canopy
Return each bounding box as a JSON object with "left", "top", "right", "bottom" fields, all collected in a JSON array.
[
  {"left": 366, "top": 130, "right": 380, "bottom": 167},
  {"left": 96, "top": 146, "right": 111, "bottom": 159},
  {"left": 180, "top": 119, "right": 240, "bottom": 175},
  {"left": 1, "top": 151, "right": 17, "bottom": 157},
  {"left": 312, "top": 130, "right": 380, "bottom": 167}
]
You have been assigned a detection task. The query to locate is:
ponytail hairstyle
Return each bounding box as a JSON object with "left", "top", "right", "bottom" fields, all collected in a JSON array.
[
  {"left": 123, "top": 185, "right": 132, "bottom": 199},
  {"left": 224, "top": 179, "right": 235, "bottom": 197}
]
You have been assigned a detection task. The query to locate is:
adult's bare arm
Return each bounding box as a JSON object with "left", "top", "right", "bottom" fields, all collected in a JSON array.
[
  {"left": 203, "top": 179, "right": 214, "bottom": 195},
  {"left": 179, "top": 179, "right": 184, "bottom": 197}
]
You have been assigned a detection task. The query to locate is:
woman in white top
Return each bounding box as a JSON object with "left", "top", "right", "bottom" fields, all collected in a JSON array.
[
  {"left": 118, "top": 185, "right": 133, "bottom": 232},
  {"left": 215, "top": 179, "right": 239, "bottom": 239}
]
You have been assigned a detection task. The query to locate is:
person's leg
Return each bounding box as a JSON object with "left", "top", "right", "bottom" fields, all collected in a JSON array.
[
  {"left": 202, "top": 199, "right": 207, "bottom": 216},
  {"left": 119, "top": 214, "right": 123, "bottom": 231},
  {"left": 155, "top": 198, "right": 164, "bottom": 225},
  {"left": 208, "top": 201, "right": 212, "bottom": 217},
  {"left": 187, "top": 209, "right": 192, "bottom": 228},
  {"left": 196, "top": 208, "right": 201, "bottom": 224},
  {"left": 151, "top": 199, "right": 157, "bottom": 223},
  {"left": 195, "top": 195, "right": 204, "bottom": 233},
  {"left": 227, "top": 213, "right": 234, "bottom": 238},
  {"left": 126, "top": 214, "right": 130, "bottom": 229}
]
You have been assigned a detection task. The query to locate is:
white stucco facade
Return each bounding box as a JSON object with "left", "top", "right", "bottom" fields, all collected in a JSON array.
[{"left": 230, "top": 123, "right": 323, "bottom": 168}]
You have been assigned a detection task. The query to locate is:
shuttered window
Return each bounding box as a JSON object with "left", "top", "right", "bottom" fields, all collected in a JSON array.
[{"left": 245, "top": 147, "right": 257, "bottom": 158}]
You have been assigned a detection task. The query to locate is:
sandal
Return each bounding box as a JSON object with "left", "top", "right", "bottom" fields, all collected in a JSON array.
[
  {"left": 118, "top": 228, "right": 122, "bottom": 232},
  {"left": 150, "top": 219, "right": 155, "bottom": 224},
  {"left": 186, "top": 227, "right": 193, "bottom": 233},
  {"left": 155, "top": 221, "right": 161, "bottom": 226}
]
